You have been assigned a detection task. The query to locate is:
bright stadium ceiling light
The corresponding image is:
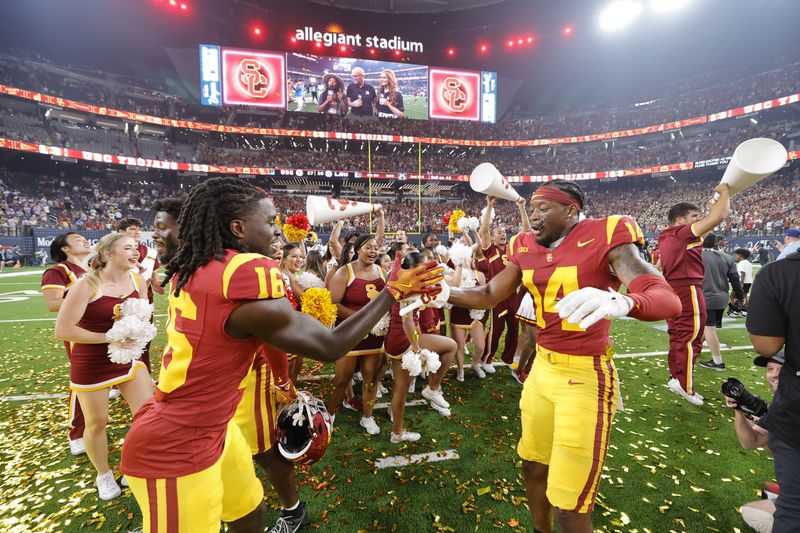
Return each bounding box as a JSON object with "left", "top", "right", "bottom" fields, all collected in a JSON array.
[{"left": 599, "top": 1, "right": 643, "bottom": 32}]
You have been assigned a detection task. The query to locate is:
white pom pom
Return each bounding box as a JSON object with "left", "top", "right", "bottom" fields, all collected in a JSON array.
[
  {"left": 435, "top": 244, "right": 448, "bottom": 257},
  {"left": 448, "top": 241, "right": 472, "bottom": 268},
  {"left": 296, "top": 271, "right": 324, "bottom": 290},
  {"left": 371, "top": 313, "right": 390, "bottom": 337},
  {"left": 401, "top": 350, "right": 422, "bottom": 377},
  {"left": 457, "top": 216, "right": 480, "bottom": 233},
  {"left": 469, "top": 308, "right": 485, "bottom": 321},
  {"left": 119, "top": 299, "right": 153, "bottom": 321},
  {"left": 105, "top": 310, "right": 157, "bottom": 365},
  {"left": 481, "top": 206, "right": 496, "bottom": 222},
  {"left": 419, "top": 349, "right": 441, "bottom": 374},
  {"left": 459, "top": 270, "right": 478, "bottom": 289}
]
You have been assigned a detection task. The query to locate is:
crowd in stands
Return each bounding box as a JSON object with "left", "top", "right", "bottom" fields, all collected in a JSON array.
[
  {"left": 2, "top": 166, "right": 797, "bottom": 238},
  {"left": 1, "top": 48, "right": 798, "bottom": 141}
]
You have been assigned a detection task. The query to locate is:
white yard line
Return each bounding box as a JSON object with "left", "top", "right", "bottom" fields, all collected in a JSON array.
[
  {"left": 375, "top": 449, "right": 460, "bottom": 469},
  {"left": 0, "top": 314, "right": 167, "bottom": 324},
  {"left": 615, "top": 345, "right": 752, "bottom": 359},
  {"left": 0, "top": 270, "right": 46, "bottom": 278},
  {"left": 1, "top": 393, "right": 68, "bottom": 401},
  {"left": 373, "top": 399, "right": 427, "bottom": 410}
]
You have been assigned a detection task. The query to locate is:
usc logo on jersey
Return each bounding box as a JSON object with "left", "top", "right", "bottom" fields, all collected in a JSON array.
[
  {"left": 365, "top": 283, "right": 380, "bottom": 300},
  {"left": 112, "top": 303, "right": 123, "bottom": 321},
  {"left": 501, "top": 254, "right": 509, "bottom": 266}
]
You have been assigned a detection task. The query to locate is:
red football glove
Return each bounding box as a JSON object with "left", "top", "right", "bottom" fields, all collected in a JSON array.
[{"left": 386, "top": 252, "right": 445, "bottom": 301}]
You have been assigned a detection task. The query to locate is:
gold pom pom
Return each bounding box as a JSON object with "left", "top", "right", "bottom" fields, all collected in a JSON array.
[
  {"left": 283, "top": 223, "right": 309, "bottom": 243},
  {"left": 301, "top": 287, "right": 338, "bottom": 328},
  {"left": 448, "top": 209, "right": 466, "bottom": 233}
]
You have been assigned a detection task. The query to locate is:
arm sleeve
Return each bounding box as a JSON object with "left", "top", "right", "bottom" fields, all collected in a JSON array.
[
  {"left": 260, "top": 344, "right": 290, "bottom": 387},
  {"left": 746, "top": 267, "right": 786, "bottom": 337},
  {"left": 674, "top": 223, "right": 701, "bottom": 243},
  {"left": 224, "top": 255, "right": 286, "bottom": 301}
]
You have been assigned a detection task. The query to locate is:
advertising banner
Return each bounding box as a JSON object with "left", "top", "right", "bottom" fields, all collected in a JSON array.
[{"left": 199, "top": 44, "right": 222, "bottom": 107}]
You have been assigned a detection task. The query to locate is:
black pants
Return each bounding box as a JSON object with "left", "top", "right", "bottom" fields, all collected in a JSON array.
[{"left": 769, "top": 432, "right": 800, "bottom": 533}]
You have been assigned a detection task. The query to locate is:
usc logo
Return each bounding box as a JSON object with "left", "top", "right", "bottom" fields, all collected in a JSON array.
[
  {"left": 442, "top": 77, "right": 468, "bottom": 112},
  {"left": 501, "top": 254, "right": 509, "bottom": 266},
  {"left": 237, "top": 59, "right": 271, "bottom": 98},
  {"left": 112, "top": 303, "right": 122, "bottom": 321},
  {"left": 365, "top": 284, "right": 379, "bottom": 300}
]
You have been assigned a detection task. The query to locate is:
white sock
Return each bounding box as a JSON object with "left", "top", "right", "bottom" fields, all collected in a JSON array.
[{"left": 712, "top": 354, "right": 723, "bottom": 365}]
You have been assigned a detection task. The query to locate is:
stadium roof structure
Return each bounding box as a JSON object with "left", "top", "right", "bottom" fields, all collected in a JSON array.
[{"left": 304, "top": 0, "right": 508, "bottom": 14}]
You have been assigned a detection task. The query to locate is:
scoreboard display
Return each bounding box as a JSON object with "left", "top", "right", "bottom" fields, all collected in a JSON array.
[{"left": 200, "top": 44, "right": 496, "bottom": 123}]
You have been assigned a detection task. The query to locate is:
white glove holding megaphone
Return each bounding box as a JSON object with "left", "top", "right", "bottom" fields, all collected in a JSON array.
[{"left": 555, "top": 287, "right": 633, "bottom": 329}]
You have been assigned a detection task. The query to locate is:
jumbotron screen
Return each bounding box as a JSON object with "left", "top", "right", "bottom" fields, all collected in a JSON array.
[{"left": 199, "top": 44, "right": 497, "bottom": 123}]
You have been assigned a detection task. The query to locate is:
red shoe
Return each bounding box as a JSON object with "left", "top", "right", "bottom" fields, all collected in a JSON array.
[{"left": 342, "top": 397, "right": 363, "bottom": 411}]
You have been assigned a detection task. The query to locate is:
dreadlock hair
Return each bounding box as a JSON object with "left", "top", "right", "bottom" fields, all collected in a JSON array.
[
  {"left": 401, "top": 251, "right": 425, "bottom": 270},
  {"left": 153, "top": 196, "right": 185, "bottom": 220},
  {"left": 50, "top": 232, "right": 80, "bottom": 263},
  {"left": 163, "top": 177, "right": 267, "bottom": 296},
  {"left": 540, "top": 179, "right": 586, "bottom": 210},
  {"left": 351, "top": 234, "right": 376, "bottom": 263}
]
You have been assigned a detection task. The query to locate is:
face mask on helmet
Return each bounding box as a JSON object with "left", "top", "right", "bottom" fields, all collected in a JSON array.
[{"left": 276, "top": 391, "right": 332, "bottom": 466}]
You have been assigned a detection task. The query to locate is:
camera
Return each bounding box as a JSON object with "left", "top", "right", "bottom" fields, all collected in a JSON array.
[{"left": 722, "top": 378, "right": 769, "bottom": 419}]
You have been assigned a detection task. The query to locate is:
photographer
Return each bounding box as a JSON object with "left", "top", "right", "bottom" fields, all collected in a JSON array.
[
  {"left": 746, "top": 249, "right": 800, "bottom": 533},
  {"left": 724, "top": 352, "right": 783, "bottom": 533}
]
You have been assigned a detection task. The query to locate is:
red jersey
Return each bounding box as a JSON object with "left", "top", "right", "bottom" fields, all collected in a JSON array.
[
  {"left": 508, "top": 216, "right": 644, "bottom": 357},
  {"left": 338, "top": 263, "right": 385, "bottom": 313},
  {"left": 121, "top": 250, "right": 285, "bottom": 478},
  {"left": 482, "top": 243, "right": 508, "bottom": 280},
  {"left": 42, "top": 260, "right": 87, "bottom": 356},
  {"left": 419, "top": 306, "right": 440, "bottom": 333},
  {"left": 41, "top": 260, "right": 86, "bottom": 292},
  {"left": 657, "top": 223, "right": 703, "bottom": 286}
]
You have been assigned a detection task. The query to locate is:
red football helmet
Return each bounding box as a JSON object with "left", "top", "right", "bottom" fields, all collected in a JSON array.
[{"left": 276, "top": 391, "right": 332, "bottom": 465}]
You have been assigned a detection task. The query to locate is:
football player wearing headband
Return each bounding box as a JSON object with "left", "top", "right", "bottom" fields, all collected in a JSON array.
[{"left": 446, "top": 179, "right": 681, "bottom": 533}]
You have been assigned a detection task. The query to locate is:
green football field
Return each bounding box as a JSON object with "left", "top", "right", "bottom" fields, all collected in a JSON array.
[
  {"left": 296, "top": 96, "right": 429, "bottom": 121},
  {"left": 0, "top": 267, "right": 773, "bottom": 532}
]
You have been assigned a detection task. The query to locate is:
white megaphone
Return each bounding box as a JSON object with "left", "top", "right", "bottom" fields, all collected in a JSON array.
[
  {"left": 306, "top": 195, "right": 381, "bottom": 225},
  {"left": 470, "top": 162, "right": 520, "bottom": 201},
  {"left": 719, "top": 138, "right": 788, "bottom": 197}
]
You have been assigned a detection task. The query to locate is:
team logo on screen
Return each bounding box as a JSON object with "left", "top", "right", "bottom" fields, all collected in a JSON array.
[
  {"left": 441, "top": 77, "right": 468, "bottom": 112},
  {"left": 428, "top": 68, "right": 480, "bottom": 121},
  {"left": 221, "top": 49, "right": 286, "bottom": 108},
  {"left": 237, "top": 59, "right": 271, "bottom": 98}
]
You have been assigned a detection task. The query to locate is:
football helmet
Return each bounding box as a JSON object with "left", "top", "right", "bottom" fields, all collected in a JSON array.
[{"left": 276, "top": 391, "right": 332, "bottom": 465}]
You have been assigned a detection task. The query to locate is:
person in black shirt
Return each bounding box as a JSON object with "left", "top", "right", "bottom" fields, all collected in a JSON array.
[
  {"left": 346, "top": 67, "right": 376, "bottom": 117},
  {"left": 317, "top": 73, "right": 347, "bottom": 116},
  {"left": 746, "top": 250, "right": 800, "bottom": 533},
  {"left": 376, "top": 69, "right": 405, "bottom": 119}
]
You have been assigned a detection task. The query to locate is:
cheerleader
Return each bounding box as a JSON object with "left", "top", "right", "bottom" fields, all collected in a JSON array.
[
  {"left": 280, "top": 244, "right": 306, "bottom": 383},
  {"left": 327, "top": 235, "right": 387, "bottom": 435},
  {"left": 54, "top": 233, "right": 153, "bottom": 500},
  {"left": 385, "top": 252, "right": 457, "bottom": 425},
  {"left": 448, "top": 260, "right": 488, "bottom": 381}
]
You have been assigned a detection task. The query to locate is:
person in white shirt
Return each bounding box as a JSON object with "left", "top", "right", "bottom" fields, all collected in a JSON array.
[{"left": 735, "top": 248, "right": 754, "bottom": 306}]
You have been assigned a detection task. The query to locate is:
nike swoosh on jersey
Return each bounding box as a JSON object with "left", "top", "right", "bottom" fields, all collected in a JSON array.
[
  {"left": 567, "top": 379, "right": 585, "bottom": 385},
  {"left": 577, "top": 239, "right": 595, "bottom": 247}
]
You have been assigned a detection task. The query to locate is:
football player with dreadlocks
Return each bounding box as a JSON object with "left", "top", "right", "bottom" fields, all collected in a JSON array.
[
  {"left": 120, "top": 178, "right": 442, "bottom": 533},
  {"left": 446, "top": 180, "right": 681, "bottom": 533}
]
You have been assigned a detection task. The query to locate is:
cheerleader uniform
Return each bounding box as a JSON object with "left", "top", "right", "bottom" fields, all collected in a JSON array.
[
  {"left": 283, "top": 272, "right": 302, "bottom": 362},
  {"left": 69, "top": 272, "right": 148, "bottom": 392},
  {"left": 419, "top": 306, "right": 441, "bottom": 334},
  {"left": 384, "top": 303, "right": 418, "bottom": 359},
  {"left": 337, "top": 263, "right": 386, "bottom": 356}
]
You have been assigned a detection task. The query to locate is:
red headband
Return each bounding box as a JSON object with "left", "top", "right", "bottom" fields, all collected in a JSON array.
[{"left": 531, "top": 187, "right": 582, "bottom": 209}]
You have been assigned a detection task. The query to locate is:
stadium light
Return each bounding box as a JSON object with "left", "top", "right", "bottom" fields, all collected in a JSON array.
[
  {"left": 526, "top": 36, "right": 534, "bottom": 43},
  {"left": 168, "top": 0, "right": 176, "bottom": 5},
  {"left": 507, "top": 40, "right": 514, "bottom": 47},
  {"left": 517, "top": 38, "right": 523, "bottom": 44},
  {"left": 180, "top": 2, "right": 187, "bottom": 10},
  {"left": 448, "top": 48, "right": 455, "bottom": 56},
  {"left": 339, "top": 45, "right": 347, "bottom": 52},
  {"left": 599, "top": 1, "right": 643, "bottom": 32},
  {"left": 562, "top": 24, "right": 574, "bottom": 36},
  {"left": 290, "top": 36, "right": 297, "bottom": 43},
  {"left": 315, "top": 41, "right": 322, "bottom": 48},
  {"left": 393, "top": 50, "right": 401, "bottom": 57},
  {"left": 651, "top": 0, "right": 690, "bottom": 12},
  {"left": 369, "top": 48, "right": 376, "bottom": 55},
  {"left": 253, "top": 27, "right": 262, "bottom": 36},
  {"left": 479, "top": 44, "right": 488, "bottom": 53}
]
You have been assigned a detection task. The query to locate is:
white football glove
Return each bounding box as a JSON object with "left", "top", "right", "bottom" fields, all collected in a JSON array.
[
  {"left": 554, "top": 287, "right": 633, "bottom": 329},
  {"left": 398, "top": 282, "right": 451, "bottom": 317}
]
